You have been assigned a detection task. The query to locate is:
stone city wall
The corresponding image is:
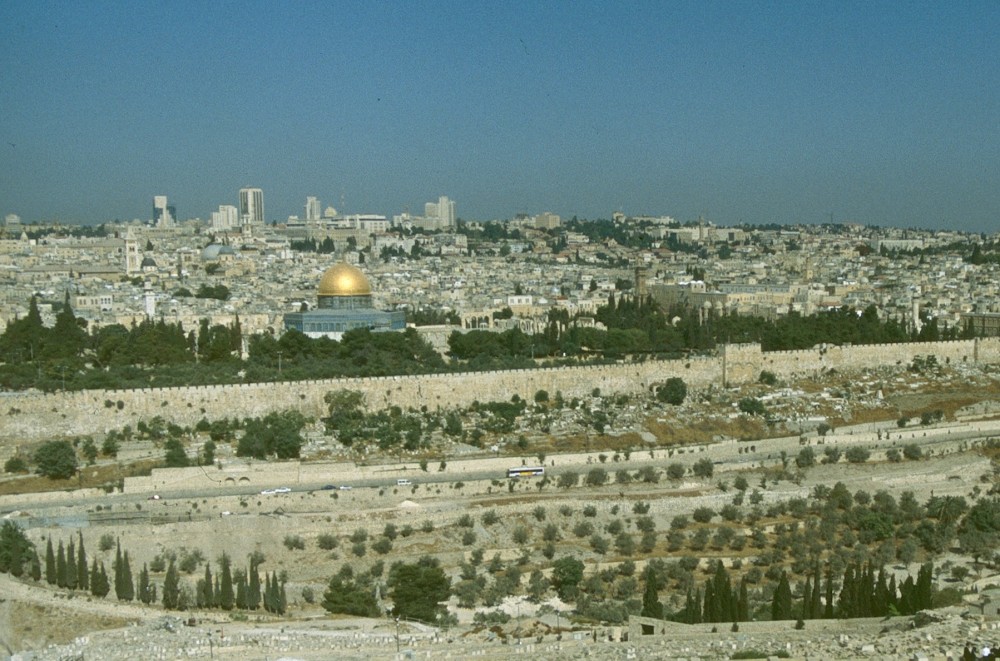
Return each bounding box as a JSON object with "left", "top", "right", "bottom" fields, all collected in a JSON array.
[{"left": 2, "top": 338, "right": 999, "bottom": 445}]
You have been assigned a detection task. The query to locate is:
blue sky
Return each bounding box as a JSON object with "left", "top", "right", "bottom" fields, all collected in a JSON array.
[{"left": 1, "top": 1, "right": 998, "bottom": 231}]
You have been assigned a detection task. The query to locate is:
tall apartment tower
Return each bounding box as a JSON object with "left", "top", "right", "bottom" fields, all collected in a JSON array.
[
  {"left": 305, "top": 196, "right": 321, "bottom": 221},
  {"left": 239, "top": 187, "right": 265, "bottom": 227},
  {"left": 153, "top": 195, "right": 175, "bottom": 227},
  {"left": 424, "top": 195, "right": 455, "bottom": 229},
  {"left": 211, "top": 205, "right": 239, "bottom": 230}
]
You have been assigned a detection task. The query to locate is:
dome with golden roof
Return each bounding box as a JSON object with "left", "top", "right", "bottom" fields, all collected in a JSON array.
[{"left": 318, "top": 263, "right": 372, "bottom": 297}]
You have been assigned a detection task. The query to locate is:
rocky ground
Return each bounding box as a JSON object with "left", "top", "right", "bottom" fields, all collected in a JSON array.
[{"left": 2, "top": 363, "right": 999, "bottom": 660}]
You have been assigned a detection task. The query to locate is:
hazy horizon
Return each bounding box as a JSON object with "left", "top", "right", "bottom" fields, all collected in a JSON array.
[{"left": 2, "top": 1, "right": 998, "bottom": 232}]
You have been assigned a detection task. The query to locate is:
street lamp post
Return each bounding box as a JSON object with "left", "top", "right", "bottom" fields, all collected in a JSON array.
[
  {"left": 395, "top": 617, "right": 400, "bottom": 653},
  {"left": 276, "top": 350, "right": 283, "bottom": 376}
]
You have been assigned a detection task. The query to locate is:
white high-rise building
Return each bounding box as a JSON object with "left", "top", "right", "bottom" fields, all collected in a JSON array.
[
  {"left": 239, "top": 187, "right": 265, "bottom": 227},
  {"left": 211, "top": 205, "right": 239, "bottom": 230},
  {"left": 305, "top": 196, "right": 321, "bottom": 221},
  {"left": 423, "top": 195, "right": 455, "bottom": 229},
  {"left": 153, "top": 195, "right": 175, "bottom": 227}
]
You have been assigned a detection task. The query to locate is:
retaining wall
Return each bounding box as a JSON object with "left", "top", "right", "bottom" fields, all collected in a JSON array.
[{"left": 2, "top": 338, "right": 998, "bottom": 444}]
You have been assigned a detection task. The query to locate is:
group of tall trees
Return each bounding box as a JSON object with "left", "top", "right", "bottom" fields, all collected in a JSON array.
[
  {"left": 190, "top": 554, "right": 286, "bottom": 614},
  {"left": 662, "top": 559, "right": 935, "bottom": 626},
  {"left": 0, "top": 286, "right": 978, "bottom": 393},
  {"left": 322, "top": 557, "right": 450, "bottom": 624}
]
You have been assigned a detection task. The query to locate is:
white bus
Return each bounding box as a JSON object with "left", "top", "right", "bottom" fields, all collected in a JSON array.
[{"left": 507, "top": 466, "right": 545, "bottom": 479}]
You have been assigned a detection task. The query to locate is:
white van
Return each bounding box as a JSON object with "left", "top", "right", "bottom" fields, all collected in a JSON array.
[{"left": 396, "top": 479, "right": 412, "bottom": 486}]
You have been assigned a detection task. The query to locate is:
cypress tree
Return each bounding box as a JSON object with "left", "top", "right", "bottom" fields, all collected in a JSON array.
[
  {"left": 114, "top": 541, "right": 124, "bottom": 600},
  {"left": 278, "top": 579, "right": 287, "bottom": 615},
  {"left": 219, "top": 554, "right": 234, "bottom": 610},
  {"left": 9, "top": 544, "right": 24, "bottom": 578},
  {"left": 98, "top": 562, "right": 111, "bottom": 598},
  {"left": 802, "top": 576, "right": 813, "bottom": 620},
  {"left": 65, "top": 538, "right": 77, "bottom": 589},
  {"left": 235, "top": 573, "right": 247, "bottom": 610},
  {"left": 45, "top": 539, "right": 56, "bottom": 585},
  {"left": 810, "top": 565, "right": 822, "bottom": 619},
  {"left": 898, "top": 575, "right": 916, "bottom": 615},
  {"left": 860, "top": 563, "right": 875, "bottom": 618},
  {"left": 263, "top": 573, "right": 274, "bottom": 613},
  {"left": 76, "top": 532, "right": 88, "bottom": 592},
  {"left": 202, "top": 563, "right": 214, "bottom": 609},
  {"left": 683, "top": 587, "right": 697, "bottom": 624},
  {"left": 89, "top": 559, "right": 101, "bottom": 596},
  {"left": 887, "top": 574, "right": 898, "bottom": 613},
  {"left": 771, "top": 571, "right": 792, "bottom": 621},
  {"left": 30, "top": 550, "right": 42, "bottom": 582},
  {"left": 712, "top": 562, "right": 734, "bottom": 623},
  {"left": 56, "top": 540, "right": 67, "bottom": 588},
  {"left": 214, "top": 576, "right": 221, "bottom": 608},
  {"left": 121, "top": 551, "right": 134, "bottom": 601},
  {"left": 838, "top": 565, "right": 855, "bottom": 618},
  {"left": 248, "top": 561, "right": 261, "bottom": 610},
  {"left": 640, "top": 575, "right": 663, "bottom": 620},
  {"left": 196, "top": 579, "right": 207, "bottom": 609},
  {"left": 875, "top": 567, "right": 891, "bottom": 617},
  {"left": 138, "top": 563, "right": 152, "bottom": 605},
  {"left": 162, "top": 559, "right": 180, "bottom": 610},
  {"left": 737, "top": 576, "right": 750, "bottom": 622},
  {"left": 702, "top": 580, "right": 716, "bottom": 623},
  {"left": 916, "top": 563, "right": 934, "bottom": 611},
  {"left": 823, "top": 564, "right": 835, "bottom": 618},
  {"left": 91, "top": 560, "right": 110, "bottom": 597}
]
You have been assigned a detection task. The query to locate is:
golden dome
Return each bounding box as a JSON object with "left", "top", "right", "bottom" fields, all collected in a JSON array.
[{"left": 318, "top": 263, "right": 372, "bottom": 297}]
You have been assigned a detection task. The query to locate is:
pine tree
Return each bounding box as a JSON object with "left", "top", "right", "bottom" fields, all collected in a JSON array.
[
  {"left": 162, "top": 559, "right": 180, "bottom": 610},
  {"left": 65, "top": 538, "right": 77, "bottom": 589},
  {"left": 76, "top": 532, "right": 88, "bottom": 592},
  {"left": 56, "top": 540, "right": 67, "bottom": 588},
  {"left": 218, "top": 554, "right": 234, "bottom": 610},
  {"left": 45, "top": 539, "right": 56, "bottom": 585},
  {"left": 771, "top": 571, "right": 792, "bottom": 621}
]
